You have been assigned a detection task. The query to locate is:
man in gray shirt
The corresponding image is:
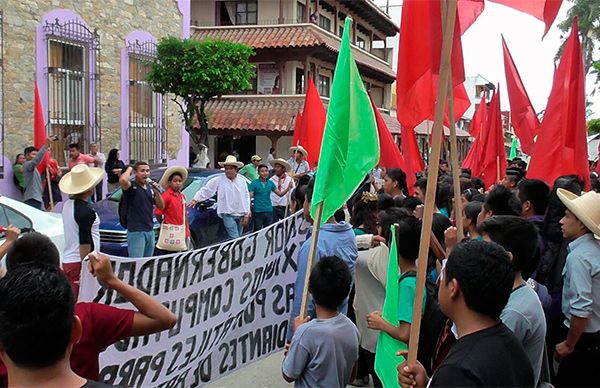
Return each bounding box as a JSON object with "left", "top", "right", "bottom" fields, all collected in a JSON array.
[
  {"left": 554, "top": 189, "right": 600, "bottom": 387},
  {"left": 479, "top": 216, "right": 547, "bottom": 386},
  {"left": 23, "top": 137, "right": 54, "bottom": 210}
]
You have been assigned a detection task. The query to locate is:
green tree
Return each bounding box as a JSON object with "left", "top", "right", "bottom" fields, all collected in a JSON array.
[
  {"left": 147, "top": 37, "right": 255, "bottom": 154},
  {"left": 588, "top": 118, "right": 600, "bottom": 134},
  {"left": 556, "top": 0, "right": 600, "bottom": 77}
]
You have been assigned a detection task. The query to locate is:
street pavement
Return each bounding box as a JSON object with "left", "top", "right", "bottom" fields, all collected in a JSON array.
[{"left": 206, "top": 350, "right": 375, "bottom": 388}]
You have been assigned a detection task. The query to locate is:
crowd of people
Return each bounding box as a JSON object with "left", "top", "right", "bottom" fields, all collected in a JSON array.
[
  {"left": 3, "top": 136, "right": 600, "bottom": 387},
  {"left": 281, "top": 158, "right": 600, "bottom": 388}
]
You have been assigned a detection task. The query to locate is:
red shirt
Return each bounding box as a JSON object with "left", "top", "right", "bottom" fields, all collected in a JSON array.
[
  {"left": 68, "top": 154, "right": 96, "bottom": 170},
  {"left": 0, "top": 303, "right": 133, "bottom": 385},
  {"left": 154, "top": 188, "right": 190, "bottom": 237},
  {"left": 70, "top": 302, "right": 135, "bottom": 380}
]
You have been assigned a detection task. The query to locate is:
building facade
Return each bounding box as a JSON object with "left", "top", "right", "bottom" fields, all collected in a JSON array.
[
  {"left": 0, "top": 0, "right": 192, "bottom": 198},
  {"left": 191, "top": 0, "right": 399, "bottom": 164}
]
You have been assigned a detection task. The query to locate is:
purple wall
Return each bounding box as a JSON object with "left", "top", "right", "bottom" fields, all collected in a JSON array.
[{"left": 171, "top": 0, "right": 190, "bottom": 168}]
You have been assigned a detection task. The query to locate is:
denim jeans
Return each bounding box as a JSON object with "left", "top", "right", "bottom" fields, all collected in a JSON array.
[
  {"left": 253, "top": 211, "right": 273, "bottom": 231},
  {"left": 222, "top": 214, "right": 243, "bottom": 239},
  {"left": 127, "top": 230, "right": 155, "bottom": 257}
]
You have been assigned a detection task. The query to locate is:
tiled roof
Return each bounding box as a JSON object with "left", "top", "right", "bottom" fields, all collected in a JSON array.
[
  {"left": 205, "top": 95, "right": 401, "bottom": 135},
  {"left": 206, "top": 95, "right": 304, "bottom": 133},
  {"left": 192, "top": 24, "right": 395, "bottom": 81}
]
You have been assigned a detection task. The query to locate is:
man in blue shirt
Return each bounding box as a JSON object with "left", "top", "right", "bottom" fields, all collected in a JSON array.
[
  {"left": 248, "top": 164, "right": 290, "bottom": 230},
  {"left": 287, "top": 178, "right": 358, "bottom": 340},
  {"left": 555, "top": 188, "right": 600, "bottom": 387}
]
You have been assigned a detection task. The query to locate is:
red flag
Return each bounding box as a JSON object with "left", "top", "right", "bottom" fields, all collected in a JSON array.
[
  {"left": 34, "top": 82, "right": 49, "bottom": 174},
  {"left": 396, "top": 0, "right": 467, "bottom": 131},
  {"left": 478, "top": 87, "right": 506, "bottom": 188},
  {"left": 528, "top": 19, "right": 590, "bottom": 190},
  {"left": 292, "top": 110, "right": 304, "bottom": 147},
  {"left": 490, "top": 0, "right": 562, "bottom": 37},
  {"left": 299, "top": 78, "right": 326, "bottom": 168},
  {"left": 369, "top": 93, "right": 411, "bottom": 179},
  {"left": 458, "top": 0, "right": 485, "bottom": 34},
  {"left": 502, "top": 36, "right": 540, "bottom": 155},
  {"left": 462, "top": 92, "right": 487, "bottom": 172},
  {"left": 401, "top": 125, "right": 424, "bottom": 176}
]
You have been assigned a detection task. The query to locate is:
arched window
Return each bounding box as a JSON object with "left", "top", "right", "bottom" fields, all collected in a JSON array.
[
  {"left": 42, "top": 15, "right": 100, "bottom": 166},
  {"left": 125, "top": 38, "right": 166, "bottom": 166}
]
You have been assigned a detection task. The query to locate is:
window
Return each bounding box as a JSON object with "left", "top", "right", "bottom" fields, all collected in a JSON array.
[
  {"left": 217, "top": 1, "right": 257, "bottom": 25},
  {"left": 319, "top": 15, "right": 331, "bottom": 32},
  {"left": 357, "top": 37, "right": 365, "bottom": 49},
  {"left": 318, "top": 74, "right": 330, "bottom": 98},
  {"left": 127, "top": 40, "right": 167, "bottom": 166},
  {"left": 0, "top": 205, "right": 33, "bottom": 232},
  {"left": 297, "top": 2, "right": 306, "bottom": 23},
  {"left": 43, "top": 18, "right": 100, "bottom": 166},
  {"left": 339, "top": 26, "right": 344, "bottom": 37}
]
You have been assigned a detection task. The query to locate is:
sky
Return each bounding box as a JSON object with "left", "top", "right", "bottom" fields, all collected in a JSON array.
[{"left": 375, "top": 0, "right": 600, "bottom": 118}]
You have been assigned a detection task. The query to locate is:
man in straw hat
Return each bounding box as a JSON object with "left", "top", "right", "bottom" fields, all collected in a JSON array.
[
  {"left": 270, "top": 158, "right": 294, "bottom": 222},
  {"left": 58, "top": 164, "right": 105, "bottom": 298},
  {"left": 288, "top": 145, "right": 310, "bottom": 180},
  {"left": 189, "top": 155, "right": 250, "bottom": 239},
  {"left": 238, "top": 155, "right": 262, "bottom": 181},
  {"left": 553, "top": 188, "right": 600, "bottom": 386}
]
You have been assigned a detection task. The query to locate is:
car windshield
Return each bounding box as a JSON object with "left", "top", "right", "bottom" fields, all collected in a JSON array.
[{"left": 108, "top": 177, "right": 208, "bottom": 203}]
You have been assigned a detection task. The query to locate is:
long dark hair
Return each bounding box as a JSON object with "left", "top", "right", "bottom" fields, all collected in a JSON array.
[
  {"left": 14, "top": 154, "right": 23, "bottom": 165},
  {"left": 107, "top": 148, "right": 119, "bottom": 165}
]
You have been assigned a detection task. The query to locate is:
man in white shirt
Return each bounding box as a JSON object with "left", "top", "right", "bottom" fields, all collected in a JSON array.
[
  {"left": 89, "top": 143, "right": 106, "bottom": 202},
  {"left": 287, "top": 145, "right": 310, "bottom": 180},
  {"left": 270, "top": 158, "right": 294, "bottom": 221},
  {"left": 189, "top": 155, "right": 251, "bottom": 239}
]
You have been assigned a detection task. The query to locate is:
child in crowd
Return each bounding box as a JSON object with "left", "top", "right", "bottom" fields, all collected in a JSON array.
[
  {"left": 366, "top": 217, "right": 425, "bottom": 344},
  {"left": 283, "top": 255, "right": 359, "bottom": 387}
]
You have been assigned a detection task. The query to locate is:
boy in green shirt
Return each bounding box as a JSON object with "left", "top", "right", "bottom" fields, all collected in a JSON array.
[{"left": 248, "top": 164, "right": 290, "bottom": 230}]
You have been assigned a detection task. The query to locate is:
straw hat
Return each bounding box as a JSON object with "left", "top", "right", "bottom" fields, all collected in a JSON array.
[
  {"left": 250, "top": 155, "right": 262, "bottom": 162},
  {"left": 59, "top": 164, "right": 105, "bottom": 195},
  {"left": 159, "top": 166, "right": 188, "bottom": 189},
  {"left": 270, "top": 158, "right": 291, "bottom": 172},
  {"left": 289, "top": 145, "right": 308, "bottom": 157},
  {"left": 218, "top": 155, "right": 244, "bottom": 169},
  {"left": 557, "top": 188, "right": 600, "bottom": 237}
]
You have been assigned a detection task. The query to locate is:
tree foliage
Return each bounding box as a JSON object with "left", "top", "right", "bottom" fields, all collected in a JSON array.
[
  {"left": 588, "top": 118, "right": 600, "bottom": 134},
  {"left": 147, "top": 36, "right": 255, "bottom": 147},
  {"left": 556, "top": 0, "right": 600, "bottom": 77}
]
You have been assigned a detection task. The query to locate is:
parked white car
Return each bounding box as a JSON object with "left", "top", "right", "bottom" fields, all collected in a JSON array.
[{"left": 0, "top": 196, "right": 65, "bottom": 259}]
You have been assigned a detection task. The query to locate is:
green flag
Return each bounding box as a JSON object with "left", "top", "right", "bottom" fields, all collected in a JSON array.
[
  {"left": 375, "top": 226, "right": 405, "bottom": 388},
  {"left": 310, "top": 17, "right": 380, "bottom": 223},
  {"left": 509, "top": 136, "right": 519, "bottom": 159}
]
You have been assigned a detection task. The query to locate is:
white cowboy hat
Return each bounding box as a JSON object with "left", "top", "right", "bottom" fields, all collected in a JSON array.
[
  {"left": 289, "top": 145, "right": 308, "bottom": 157},
  {"left": 557, "top": 188, "right": 600, "bottom": 237},
  {"left": 59, "top": 164, "right": 105, "bottom": 195},
  {"left": 270, "top": 158, "right": 291, "bottom": 172},
  {"left": 218, "top": 155, "right": 244, "bottom": 169},
  {"left": 159, "top": 166, "right": 188, "bottom": 189}
]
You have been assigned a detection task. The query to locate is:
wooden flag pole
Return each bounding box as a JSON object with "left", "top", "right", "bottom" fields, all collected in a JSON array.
[
  {"left": 446, "top": 73, "right": 464, "bottom": 240},
  {"left": 299, "top": 201, "right": 323, "bottom": 318},
  {"left": 497, "top": 155, "right": 501, "bottom": 183},
  {"left": 406, "top": 0, "right": 458, "bottom": 366},
  {"left": 46, "top": 166, "right": 54, "bottom": 211}
]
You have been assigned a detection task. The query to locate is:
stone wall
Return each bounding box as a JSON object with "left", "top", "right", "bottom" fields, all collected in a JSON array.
[{"left": 1, "top": 0, "right": 182, "bottom": 163}]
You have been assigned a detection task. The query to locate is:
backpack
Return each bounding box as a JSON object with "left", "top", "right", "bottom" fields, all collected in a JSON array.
[
  {"left": 118, "top": 182, "right": 136, "bottom": 229},
  {"left": 399, "top": 271, "right": 447, "bottom": 375}
]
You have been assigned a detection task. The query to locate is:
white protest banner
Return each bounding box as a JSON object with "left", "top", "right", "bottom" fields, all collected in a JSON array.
[{"left": 79, "top": 212, "right": 309, "bottom": 387}]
